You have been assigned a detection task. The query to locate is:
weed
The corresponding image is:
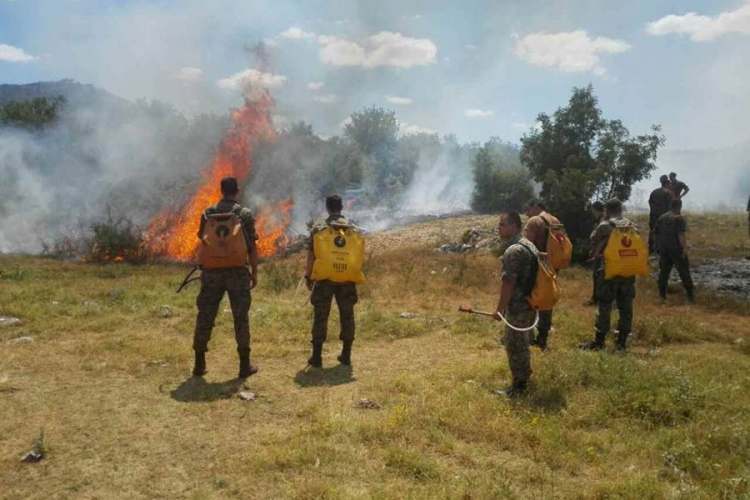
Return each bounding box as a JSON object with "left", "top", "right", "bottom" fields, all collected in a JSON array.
[
  {"left": 262, "top": 260, "right": 299, "bottom": 293},
  {"left": 0, "top": 266, "right": 29, "bottom": 281}
]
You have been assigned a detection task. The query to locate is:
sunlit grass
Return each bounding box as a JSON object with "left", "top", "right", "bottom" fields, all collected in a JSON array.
[{"left": 0, "top": 212, "right": 748, "bottom": 499}]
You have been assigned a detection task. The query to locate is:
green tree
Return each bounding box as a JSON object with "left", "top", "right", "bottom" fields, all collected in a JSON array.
[
  {"left": 0, "top": 96, "right": 66, "bottom": 129},
  {"left": 520, "top": 85, "right": 665, "bottom": 240},
  {"left": 470, "top": 139, "right": 533, "bottom": 213}
]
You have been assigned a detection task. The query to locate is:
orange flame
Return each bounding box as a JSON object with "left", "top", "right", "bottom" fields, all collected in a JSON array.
[{"left": 147, "top": 91, "right": 293, "bottom": 259}]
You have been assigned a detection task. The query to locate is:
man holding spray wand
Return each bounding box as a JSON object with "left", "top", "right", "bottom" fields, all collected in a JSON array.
[{"left": 489, "top": 212, "right": 539, "bottom": 396}]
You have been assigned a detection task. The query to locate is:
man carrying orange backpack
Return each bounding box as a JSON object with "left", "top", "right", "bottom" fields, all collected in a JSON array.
[
  {"left": 523, "top": 199, "right": 569, "bottom": 350},
  {"left": 192, "top": 177, "right": 259, "bottom": 379}
]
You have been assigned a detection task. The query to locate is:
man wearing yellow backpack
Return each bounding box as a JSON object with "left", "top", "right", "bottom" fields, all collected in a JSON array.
[
  {"left": 192, "top": 177, "right": 259, "bottom": 378},
  {"left": 581, "top": 199, "right": 647, "bottom": 351},
  {"left": 305, "top": 195, "right": 364, "bottom": 367},
  {"left": 523, "top": 199, "right": 568, "bottom": 350}
]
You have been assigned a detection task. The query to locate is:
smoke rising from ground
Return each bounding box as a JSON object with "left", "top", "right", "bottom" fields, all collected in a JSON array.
[
  {"left": 0, "top": 88, "right": 481, "bottom": 254},
  {"left": 0, "top": 97, "right": 227, "bottom": 253}
]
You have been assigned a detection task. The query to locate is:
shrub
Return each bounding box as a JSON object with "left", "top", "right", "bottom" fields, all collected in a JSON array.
[{"left": 86, "top": 209, "right": 148, "bottom": 264}]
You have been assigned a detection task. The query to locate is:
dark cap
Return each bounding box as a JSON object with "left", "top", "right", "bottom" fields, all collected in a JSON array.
[
  {"left": 220, "top": 177, "right": 239, "bottom": 195},
  {"left": 326, "top": 194, "right": 343, "bottom": 212},
  {"left": 605, "top": 198, "right": 622, "bottom": 213}
]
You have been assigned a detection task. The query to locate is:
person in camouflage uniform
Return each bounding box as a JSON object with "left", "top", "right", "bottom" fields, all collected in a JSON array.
[
  {"left": 655, "top": 198, "right": 695, "bottom": 304},
  {"left": 582, "top": 198, "right": 636, "bottom": 351},
  {"left": 493, "top": 211, "right": 538, "bottom": 397},
  {"left": 192, "top": 177, "right": 259, "bottom": 379},
  {"left": 305, "top": 195, "right": 359, "bottom": 367}
]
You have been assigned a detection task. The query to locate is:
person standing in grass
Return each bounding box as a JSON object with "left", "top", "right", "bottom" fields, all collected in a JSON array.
[
  {"left": 648, "top": 175, "right": 674, "bottom": 253},
  {"left": 655, "top": 199, "right": 695, "bottom": 304},
  {"left": 523, "top": 199, "right": 560, "bottom": 351},
  {"left": 581, "top": 199, "right": 636, "bottom": 352},
  {"left": 305, "top": 195, "right": 359, "bottom": 368},
  {"left": 585, "top": 201, "right": 605, "bottom": 306},
  {"left": 192, "top": 177, "right": 259, "bottom": 379},
  {"left": 493, "top": 211, "right": 538, "bottom": 396}
]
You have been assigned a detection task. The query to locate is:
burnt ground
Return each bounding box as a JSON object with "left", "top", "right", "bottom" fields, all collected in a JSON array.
[{"left": 663, "top": 257, "right": 750, "bottom": 300}]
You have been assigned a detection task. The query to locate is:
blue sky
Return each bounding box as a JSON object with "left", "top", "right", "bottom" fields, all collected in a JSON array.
[{"left": 2, "top": 0, "right": 750, "bottom": 151}]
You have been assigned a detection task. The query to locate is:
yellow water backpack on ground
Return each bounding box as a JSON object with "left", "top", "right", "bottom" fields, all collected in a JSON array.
[
  {"left": 544, "top": 220, "right": 572, "bottom": 271},
  {"left": 198, "top": 209, "right": 249, "bottom": 269},
  {"left": 311, "top": 224, "right": 366, "bottom": 283},
  {"left": 520, "top": 243, "right": 561, "bottom": 311},
  {"left": 603, "top": 222, "right": 649, "bottom": 279}
]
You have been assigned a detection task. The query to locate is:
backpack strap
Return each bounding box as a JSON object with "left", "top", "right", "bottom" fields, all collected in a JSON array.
[{"left": 516, "top": 242, "right": 539, "bottom": 297}]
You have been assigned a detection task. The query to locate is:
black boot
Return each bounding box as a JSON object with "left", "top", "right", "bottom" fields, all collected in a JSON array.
[
  {"left": 308, "top": 342, "right": 323, "bottom": 368},
  {"left": 494, "top": 380, "right": 527, "bottom": 397},
  {"left": 616, "top": 331, "right": 629, "bottom": 351},
  {"left": 533, "top": 331, "right": 548, "bottom": 351},
  {"left": 687, "top": 290, "right": 696, "bottom": 305},
  {"left": 238, "top": 349, "right": 258, "bottom": 378},
  {"left": 581, "top": 331, "right": 606, "bottom": 351},
  {"left": 192, "top": 351, "right": 206, "bottom": 377},
  {"left": 337, "top": 341, "right": 352, "bottom": 366}
]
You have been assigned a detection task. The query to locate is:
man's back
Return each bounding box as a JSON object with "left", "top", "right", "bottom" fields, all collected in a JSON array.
[
  {"left": 649, "top": 188, "right": 672, "bottom": 216},
  {"left": 656, "top": 211, "right": 685, "bottom": 252},
  {"left": 523, "top": 211, "right": 560, "bottom": 251}
]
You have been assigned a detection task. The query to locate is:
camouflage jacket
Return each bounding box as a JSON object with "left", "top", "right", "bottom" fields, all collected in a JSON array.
[{"left": 501, "top": 234, "right": 538, "bottom": 307}]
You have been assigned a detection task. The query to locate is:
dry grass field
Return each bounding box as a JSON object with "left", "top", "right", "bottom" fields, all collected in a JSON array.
[{"left": 1, "top": 212, "right": 749, "bottom": 499}]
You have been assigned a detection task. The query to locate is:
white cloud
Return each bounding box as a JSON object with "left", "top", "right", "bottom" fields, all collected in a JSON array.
[
  {"left": 173, "top": 66, "right": 203, "bottom": 82},
  {"left": 280, "top": 26, "right": 317, "bottom": 40},
  {"left": 514, "top": 30, "right": 630, "bottom": 76},
  {"left": 646, "top": 4, "right": 750, "bottom": 41},
  {"left": 279, "top": 27, "right": 437, "bottom": 69},
  {"left": 0, "top": 44, "right": 36, "bottom": 62},
  {"left": 399, "top": 122, "right": 435, "bottom": 136},
  {"left": 339, "top": 117, "right": 353, "bottom": 129},
  {"left": 386, "top": 95, "right": 413, "bottom": 105},
  {"left": 313, "top": 94, "right": 339, "bottom": 104},
  {"left": 465, "top": 109, "right": 495, "bottom": 118},
  {"left": 216, "top": 68, "right": 287, "bottom": 90},
  {"left": 466, "top": 44, "right": 478, "bottom": 50},
  {"left": 307, "top": 81, "right": 325, "bottom": 90}
]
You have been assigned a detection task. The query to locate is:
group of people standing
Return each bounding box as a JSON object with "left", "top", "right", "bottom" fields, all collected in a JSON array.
[
  {"left": 491, "top": 172, "right": 702, "bottom": 396},
  {"left": 647, "top": 172, "right": 695, "bottom": 303},
  {"left": 186, "top": 174, "right": 707, "bottom": 399},
  {"left": 491, "top": 198, "right": 645, "bottom": 396},
  {"left": 190, "top": 177, "right": 360, "bottom": 378}
]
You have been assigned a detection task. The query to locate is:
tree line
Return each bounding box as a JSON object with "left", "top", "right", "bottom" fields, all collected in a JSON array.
[{"left": 1, "top": 85, "right": 664, "bottom": 248}]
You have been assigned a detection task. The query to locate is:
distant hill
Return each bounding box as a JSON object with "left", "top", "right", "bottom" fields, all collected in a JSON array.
[{"left": 0, "top": 79, "right": 132, "bottom": 111}]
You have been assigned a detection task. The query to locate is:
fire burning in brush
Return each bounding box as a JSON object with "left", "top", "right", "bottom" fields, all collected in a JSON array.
[{"left": 146, "top": 89, "right": 293, "bottom": 260}]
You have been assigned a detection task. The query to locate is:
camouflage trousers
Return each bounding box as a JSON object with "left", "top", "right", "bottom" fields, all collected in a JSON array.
[
  {"left": 595, "top": 276, "right": 635, "bottom": 338},
  {"left": 501, "top": 302, "right": 536, "bottom": 384},
  {"left": 311, "top": 280, "right": 358, "bottom": 344},
  {"left": 658, "top": 249, "right": 694, "bottom": 297},
  {"left": 193, "top": 267, "right": 251, "bottom": 353}
]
